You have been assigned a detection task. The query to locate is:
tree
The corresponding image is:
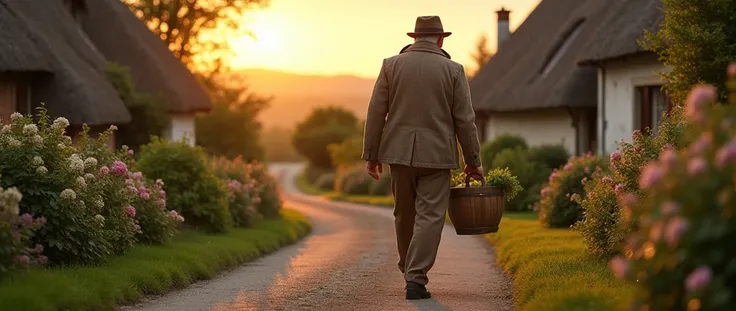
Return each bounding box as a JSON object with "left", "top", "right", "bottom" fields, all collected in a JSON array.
[
  {"left": 468, "top": 34, "right": 494, "bottom": 79},
  {"left": 643, "top": 0, "right": 736, "bottom": 104},
  {"left": 123, "top": 0, "right": 268, "bottom": 73},
  {"left": 105, "top": 63, "right": 170, "bottom": 150},
  {"left": 196, "top": 75, "right": 269, "bottom": 161},
  {"left": 292, "top": 107, "right": 359, "bottom": 169}
]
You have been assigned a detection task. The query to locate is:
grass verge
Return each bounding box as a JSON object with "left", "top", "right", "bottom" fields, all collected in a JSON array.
[
  {"left": 0, "top": 208, "right": 311, "bottom": 311},
  {"left": 485, "top": 217, "right": 632, "bottom": 311},
  {"left": 295, "top": 172, "right": 323, "bottom": 195}
]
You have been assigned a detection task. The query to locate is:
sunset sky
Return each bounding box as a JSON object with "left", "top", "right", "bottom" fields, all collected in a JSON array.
[{"left": 230, "top": 0, "right": 540, "bottom": 79}]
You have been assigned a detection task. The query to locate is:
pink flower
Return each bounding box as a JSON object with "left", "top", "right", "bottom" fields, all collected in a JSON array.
[
  {"left": 34, "top": 244, "right": 44, "bottom": 253},
  {"left": 37, "top": 255, "right": 48, "bottom": 264},
  {"left": 715, "top": 139, "right": 736, "bottom": 168},
  {"left": 133, "top": 172, "right": 143, "bottom": 180},
  {"left": 610, "top": 152, "right": 622, "bottom": 164},
  {"left": 602, "top": 176, "right": 613, "bottom": 184},
  {"left": 99, "top": 166, "right": 110, "bottom": 176},
  {"left": 156, "top": 199, "right": 166, "bottom": 208},
  {"left": 128, "top": 149, "right": 134, "bottom": 156},
  {"left": 125, "top": 179, "right": 134, "bottom": 185},
  {"left": 649, "top": 221, "right": 663, "bottom": 242},
  {"left": 541, "top": 187, "right": 551, "bottom": 196},
  {"left": 690, "top": 133, "right": 713, "bottom": 156},
  {"left": 620, "top": 193, "right": 637, "bottom": 207},
  {"left": 615, "top": 184, "right": 624, "bottom": 194},
  {"left": 685, "top": 84, "right": 717, "bottom": 123},
  {"left": 111, "top": 161, "right": 128, "bottom": 176},
  {"left": 140, "top": 191, "right": 150, "bottom": 201},
  {"left": 632, "top": 130, "right": 641, "bottom": 140},
  {"left": 659, "top": 149, "right": 677, "bottom": 167},
  {"left": 21, "top": 213, "right": 33, "bottom": 226},
  {"left": 125, "top": 206, "right": 136, "bottom": 217},
  {"left": 687, "top": 157, "right": 707, "bottom": 176},
  {"left": 564, "top": 162, "right": 573, "bottom": 170},
  {"left": 159, "top": 190, "right": 166, "bottom": 199},
  {"left": 660, "top": 201, "right": 680, "bottom": 216},
  {"left": 639, "top": 162, "right": 664, "bottom": 189},
  {"left": 581, "top": 177, "right": 588, "bottom": 184},
  {"left": 548, "top": 171, "right": 558, "bottom": 182},
  {"left": 686, "top": 266, "right": 713, "bottom": 292},
  {"left": 664, "top": 217, "right": 688, "bottom": 248},
  {"left": 609, "top": 256, "right": 629, "bottom": 279},
  {"left": 728, "top": 63, "right": 736, "bottom": 79}
]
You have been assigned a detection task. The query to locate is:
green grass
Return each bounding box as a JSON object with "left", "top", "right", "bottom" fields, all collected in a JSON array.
[
  {"left": 0, "top": 209, "right": 311, "bottom": 311},
  {"left": 485, "top": 217, "right": 633, "bottom": 311}
]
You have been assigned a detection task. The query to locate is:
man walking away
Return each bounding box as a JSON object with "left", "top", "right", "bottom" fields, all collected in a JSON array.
[{"left": 361, "top": 15, "right": 484, "bottom": 300}]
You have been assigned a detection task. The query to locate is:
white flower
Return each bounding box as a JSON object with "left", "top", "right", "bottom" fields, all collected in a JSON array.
[
  {"left": 60, "top": 189, "right": 76, "bottom": 200},
  {"left": 84, "top": 173, "right": 95, "bottom": 181},
  {"left": 1, "top": 125, "right": 11, "bottom": 134},
  {"left": 94, "top": 197, "right": 104, "bottom": 208},
  {"left": 32, "top": 135, "right": 43, "bottom": 145},
  {"left": 84, "top": 157, "right": 98, "bottom": 169},
  {"left": 68, "top": 155, "right": 84, "bottom": 173},
  {"left": 22, "top": 124, "right": 38, "bottom": 135},
  {"left": 7, "top": 138, "right": 21, "bottom": 148},
  {"left": 10, "top": 112, "right": 22, "bottom": 123},
  {"left": 31, "top": 156, "right": 44, "bottom": 167},
  {"left": 52, "top": 117, "right": 69, "bottom": 130},
  {"left": 36, "top": 166, "right": 48, "bottom": 175},
  {"left": 109, "top": 125, "right": 118, "bottom": 131},
  {"left": 0, "top": 187, "right": 23, "bottom": 216},
  {"left": 76, "top": 176, "right": 87, "bottom": 189},
  {"left": 94, "top": 214, "right": 105, "bottom": 226},
  {"left": 63, "top": 136, "right": 72, "bottom": 145}
]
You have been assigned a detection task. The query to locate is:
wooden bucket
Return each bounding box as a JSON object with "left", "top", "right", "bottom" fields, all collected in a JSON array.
[{"left": 448, "top": 175, "right": 505, "bottom": 235}]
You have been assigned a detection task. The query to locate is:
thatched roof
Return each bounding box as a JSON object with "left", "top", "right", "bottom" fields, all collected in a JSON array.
[
  {"left": 578, "top": 0, "right": 664, "bottom": 65},
  {"left": 0, "top": 0, "right": 131, "bottom": 125},
  {"left": 82, "top": 0, "right": 212, "bottom": 114},
  {"left": 470, "top": 0, "right": 610, "bottom": 112}
]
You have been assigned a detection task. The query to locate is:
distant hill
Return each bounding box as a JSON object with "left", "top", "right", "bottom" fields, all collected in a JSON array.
[{"left": 231, "top": 69, "right": 376, "bottom": 129}]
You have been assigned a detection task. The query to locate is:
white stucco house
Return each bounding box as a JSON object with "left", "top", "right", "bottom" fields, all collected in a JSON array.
[
  {"left": 578, "top": 0, "right": 669, "bottom": 154},
  {"left": 82, "top": 0, "right": 213, "bottom": 146},
  {"left": 470, "top": 0, "right": 611, "bottom": 156}
]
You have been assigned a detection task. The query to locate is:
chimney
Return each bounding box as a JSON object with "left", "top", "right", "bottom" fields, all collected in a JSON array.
[{"left": 496, "top": 7, "right": 510, "bottom": 51}]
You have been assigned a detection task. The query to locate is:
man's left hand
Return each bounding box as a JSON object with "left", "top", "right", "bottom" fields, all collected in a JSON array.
[{"left": 366, "top": 160, "right": 383, "bottom": 180}]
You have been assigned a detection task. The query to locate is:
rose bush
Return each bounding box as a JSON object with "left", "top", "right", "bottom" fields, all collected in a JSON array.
[
  {"left": 247, "top": 162, "right": 282, "bottom": 219},
  {"left": 210, "top": 157, "right": 262, "bottom": 227},
  {"left": 538, "top": 153, "right": 608, "bottom": 228},
  {"left": 611, "top": 66, "right": 736, "bottom": 311}
]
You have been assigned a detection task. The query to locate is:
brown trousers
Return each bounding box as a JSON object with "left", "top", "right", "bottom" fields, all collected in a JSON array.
[{"left": 389, "top": 164, "right": 450, "bottom": 285}]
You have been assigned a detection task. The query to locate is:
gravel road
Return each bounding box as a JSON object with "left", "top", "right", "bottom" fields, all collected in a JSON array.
[{"left": 123, "top": 163, "right": 512, "bottom": 311}]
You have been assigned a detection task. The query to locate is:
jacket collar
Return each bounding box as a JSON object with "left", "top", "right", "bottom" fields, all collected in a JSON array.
[{"left": 399, "top": 41, "right": 452, "bottom": 59}]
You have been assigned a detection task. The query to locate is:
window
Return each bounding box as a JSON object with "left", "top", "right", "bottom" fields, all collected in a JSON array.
[
  {"left": 0, "top": 75, "right": 31, "bottom": 121},
  {"left": 634, "top": 85, "right": 672, "bottom": 135}
]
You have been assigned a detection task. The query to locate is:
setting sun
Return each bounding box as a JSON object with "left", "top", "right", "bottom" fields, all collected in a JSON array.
[{"left": 249, "top": 18, "right": 284, "bottom": 53}]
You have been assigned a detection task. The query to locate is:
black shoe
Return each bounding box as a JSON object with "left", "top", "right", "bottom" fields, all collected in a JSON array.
[{"left": 406, "top": 281, "right": 431, "bottom": 300}]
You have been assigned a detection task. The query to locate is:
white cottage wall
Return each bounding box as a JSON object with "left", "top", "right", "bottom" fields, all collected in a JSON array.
[
  {"left": 167, "top": 114, "right": 196, "bottom": 146},
  {"left": 598, "top": 58, "right": 670, "bottom": 154},
  {"left": 484, "top": 108, "right": 576, "bottom": 155}
]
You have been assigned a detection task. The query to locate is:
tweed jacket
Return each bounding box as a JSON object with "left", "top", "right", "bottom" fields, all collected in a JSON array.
[{"left": 361, "top": 41, "right": 482, "bottom": 169}]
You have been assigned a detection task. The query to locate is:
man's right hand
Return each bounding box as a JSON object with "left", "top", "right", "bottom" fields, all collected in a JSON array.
[{"left": 464, "top": 165, "right": 484, "bottom": 182}]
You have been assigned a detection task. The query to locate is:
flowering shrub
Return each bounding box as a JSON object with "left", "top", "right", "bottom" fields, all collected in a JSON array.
[
  {"left": 538, "top": 153, "right": 608, "bottom": 228},
  {"left": 451, "top": 167, "right": 523, "bottom": 201},
  {"left": 572, "top": 168, "right": 629, "bottom": 259},
  {"left": 575, "top": 104, "right": 687, "bottom": 258},
  {"left": 247, "top": 162, "right": 282, "bottom": 219},
  {"left": 612, "top": 67, "right": 736, "bottom": 311},
  {"left": 0, "top": 109, "right": 118, "bottom": 264},
  {"left": 210, "top": 157, "right": 262, "bottom": 227},
  {"left": 137, "top": 137, "right": 231, "bottom": 232},
  {"left": 0, "top": 185, "right": 46, "bottom": 279}
]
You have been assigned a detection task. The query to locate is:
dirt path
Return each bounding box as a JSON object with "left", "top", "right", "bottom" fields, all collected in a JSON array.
[{"left": 123, "top": 163, "right": 512, "bottom": 311}]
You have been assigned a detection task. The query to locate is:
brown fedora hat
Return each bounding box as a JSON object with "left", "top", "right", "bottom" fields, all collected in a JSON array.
[{"left": 407, "top": 16, "right": 452, "bottom": 38}]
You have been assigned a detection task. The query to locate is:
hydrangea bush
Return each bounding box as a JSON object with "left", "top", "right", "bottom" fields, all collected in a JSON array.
[
  {"left": 0, "top": 184, "right": 46, "bottom": 279},
  {"left": 136, "top": 137, "right": 231, "bottom": 233},
  {"left": 451, "top": 167, "right": 523, "bottom": 201},
  {"left": 210, "top": 157, "right": 262, "bottom": 227},
  {"left": 612, "top": 66, "right": 736, "bottom": 311},
  {"left": 0, "top": 109, "right": 117, "bottom": 264},
  {"left": 538, "top": 153, "right": 608, "bottom": 228}
]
